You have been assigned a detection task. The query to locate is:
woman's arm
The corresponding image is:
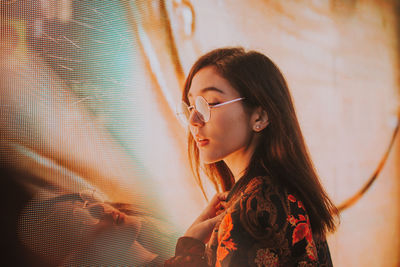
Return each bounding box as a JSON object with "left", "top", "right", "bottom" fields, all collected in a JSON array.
[
  {"left": 184, "top": 192, "right": 228, "bottom": 242},
  {"left": 164, "top": 236, "right": 208, "bottom": 266},
  {"left": 165, "top": 192, "right": 228, "bottom": 267}
]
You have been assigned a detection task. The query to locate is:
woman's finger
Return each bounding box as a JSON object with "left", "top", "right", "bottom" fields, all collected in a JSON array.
[
  {"left": 208, "top": 192, "right": 229, "bottom": 210},
  {"left": 209, "top": 193, "right": 222, "bottom": 205},
  {"left": 207, "top": 211, "right": 225, "bottom": 226},
  {"left": 215, "top": 201, "right": 227, "bottom": 211},
  {"left": 218, "top": 191, "right": 229, "bottom": 201},
  {"left": 216, "top": 210, "right": 224, "bottom": 216}
]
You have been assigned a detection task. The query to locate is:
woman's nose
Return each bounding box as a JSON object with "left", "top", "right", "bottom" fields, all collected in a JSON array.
[{"left": 188, "top": 109, "right": 205, "bottom": 127}]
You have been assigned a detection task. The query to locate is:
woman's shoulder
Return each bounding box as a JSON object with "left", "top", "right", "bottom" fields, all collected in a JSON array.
[
  {"left": 240, "top": 175, "right": 286, "bottom": 201},
  {"left": 237, "top": 175, "right": 310, "bottom": 231},
  {"left": 229, "top": 175, "right": 327, "bottom": 264},
  {"left": 232, "top": 175, "right": 290, "bottom": 224},
  {"left": 240, "top": 175, "right": 302, "bottom": 205}
]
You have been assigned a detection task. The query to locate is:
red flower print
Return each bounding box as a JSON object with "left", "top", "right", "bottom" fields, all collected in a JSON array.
[
  {"left": 216, "top": 213, "right": 238, "bottom": 265},
  {"left": 306, "top": 242, "right": 317, "bottom": 261},
  {"left": 298, "top": 214, "right": 306, "bottom": 221},
  {"left": 292, "top": 223, "right": 312, "bottom": 245},
  {"left": 216, "top": 245, "right": 229, "bottom": 267},
  {"left": 287, "top": 215, "right": 298, "bottom": 226},
  {"left": 218, "top": 213, "right": 234, "bottom": 242},
  {"left": 223, "top": 239, "right": 237, "bottom": 251},
  {"left": 288, "top": 194, "right": 296, "bottom": 202},
  {"left": 216, "top": 239, "right": 238, "bottom": 267},
  {"left": 298, "top": 200, "right": 305, "bottom": 210}
]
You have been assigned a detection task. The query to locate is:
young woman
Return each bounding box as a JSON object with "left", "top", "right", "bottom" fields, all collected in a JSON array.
[{"left": 165, "top": 47, "right": 338, "bottom": 266}]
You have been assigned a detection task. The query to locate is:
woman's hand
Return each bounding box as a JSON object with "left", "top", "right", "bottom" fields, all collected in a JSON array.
[{"left": 184, "top": 192, "right": 229, "bottom": 243}]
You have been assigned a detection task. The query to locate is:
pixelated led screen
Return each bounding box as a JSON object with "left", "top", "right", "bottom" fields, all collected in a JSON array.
[{"left": 1, "top": 1, "right": 399, "bottom": 266}]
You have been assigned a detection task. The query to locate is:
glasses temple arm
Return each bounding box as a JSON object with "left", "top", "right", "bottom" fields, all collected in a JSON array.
[{"left": 212, "top": 97, "right": 245, "bottom": 108}]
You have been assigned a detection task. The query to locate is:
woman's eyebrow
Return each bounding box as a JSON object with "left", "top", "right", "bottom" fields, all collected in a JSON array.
[{"left": 188, "top": 87, "right": 225, "bottom": 98}]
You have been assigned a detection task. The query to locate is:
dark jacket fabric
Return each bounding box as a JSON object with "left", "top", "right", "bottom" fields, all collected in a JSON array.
[{"left": 165, "top": 176, "right": 333, "bottom": 267}]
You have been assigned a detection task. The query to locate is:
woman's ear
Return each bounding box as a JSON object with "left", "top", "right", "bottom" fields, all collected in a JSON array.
[{"left": 251, "top": 107, "right": 269, "bottom": 132}]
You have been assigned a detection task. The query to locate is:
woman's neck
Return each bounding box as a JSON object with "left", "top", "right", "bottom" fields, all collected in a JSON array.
[{"left": 223, "top": 143, "right": 257, "bottom": 183}]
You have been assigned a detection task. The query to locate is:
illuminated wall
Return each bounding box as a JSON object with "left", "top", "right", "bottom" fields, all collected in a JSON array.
[{"left": 1, "top": 0, "right": 399, "bottom": 266}]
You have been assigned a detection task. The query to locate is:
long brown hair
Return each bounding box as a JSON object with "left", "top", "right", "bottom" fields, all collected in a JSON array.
[{"left": 182, "top": 47, "right": 338, "bottom": 237}]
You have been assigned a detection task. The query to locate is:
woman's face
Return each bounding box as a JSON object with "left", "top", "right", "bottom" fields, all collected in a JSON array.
[
  {"left": 187, "top": 66, "right": 254, "bottom": 164},
  {"left": 38, "top": 200, "right": 155, "bottom": 265}
]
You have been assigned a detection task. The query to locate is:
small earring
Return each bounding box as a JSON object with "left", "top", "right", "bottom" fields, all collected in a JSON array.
[{"left": 255, "top": 125, "right": 260, "bottom": 131}]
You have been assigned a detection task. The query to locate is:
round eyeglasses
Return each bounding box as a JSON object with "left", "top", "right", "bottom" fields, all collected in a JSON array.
[{"left": 176, "top": 96, "right": 245, "bottom": 125}]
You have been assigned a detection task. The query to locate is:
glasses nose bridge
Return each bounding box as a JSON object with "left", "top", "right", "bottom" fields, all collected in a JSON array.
[{"left": 188, "top": 105, "right": 205, "bottom": 126}]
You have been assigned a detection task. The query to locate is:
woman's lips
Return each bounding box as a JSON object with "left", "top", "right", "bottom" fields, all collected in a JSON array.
[
  {"left": 112, "top": 211, "right": 125, "bottom": 225},
  {"left": 117, "top": 212, "right": 125, "bottom": 225},
  {"left": 197, "top": 139, "right": 209, "bottom": 147}
]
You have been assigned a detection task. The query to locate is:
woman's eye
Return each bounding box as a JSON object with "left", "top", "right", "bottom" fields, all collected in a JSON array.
[{"left": 208, "top": 102, "right": 220, "bottom": 107}]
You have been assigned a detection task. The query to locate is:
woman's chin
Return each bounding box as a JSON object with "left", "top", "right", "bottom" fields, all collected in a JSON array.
[{"left": 200, "top": 154, "right": 222, "bottom": 165}]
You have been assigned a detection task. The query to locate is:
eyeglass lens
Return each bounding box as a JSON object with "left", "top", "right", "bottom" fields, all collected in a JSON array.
[
  {"left": 179, "top": 97, "right": 210, "bottom": 124},
  {"left": 195, "top": 97, "right": 210, "bottom": 122}
]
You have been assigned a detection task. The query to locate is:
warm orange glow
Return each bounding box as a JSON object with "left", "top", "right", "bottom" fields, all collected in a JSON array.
[{"left": 1, "top": 0, "right": 399, "bottom": 266}]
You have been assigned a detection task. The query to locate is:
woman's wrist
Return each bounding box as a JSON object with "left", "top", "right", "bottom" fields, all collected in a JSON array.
[
  {"left": 175, "top": 236, "right": 205, "bottom": 256},
  {"left": 184, "top": 229, "right": 201, "bottom": 240}
]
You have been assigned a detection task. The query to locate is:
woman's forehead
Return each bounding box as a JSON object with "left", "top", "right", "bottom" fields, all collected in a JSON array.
[
  {"left": 188, "top": 86, "right": 225, "bottom": 99},
  {"left": 188, "top": 66, "right": 237, "bottom": 98}
]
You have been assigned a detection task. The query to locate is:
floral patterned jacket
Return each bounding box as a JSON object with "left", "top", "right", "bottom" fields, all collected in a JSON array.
[{"left": 165, "top": 176, "right": 333, "bottom": 267}]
